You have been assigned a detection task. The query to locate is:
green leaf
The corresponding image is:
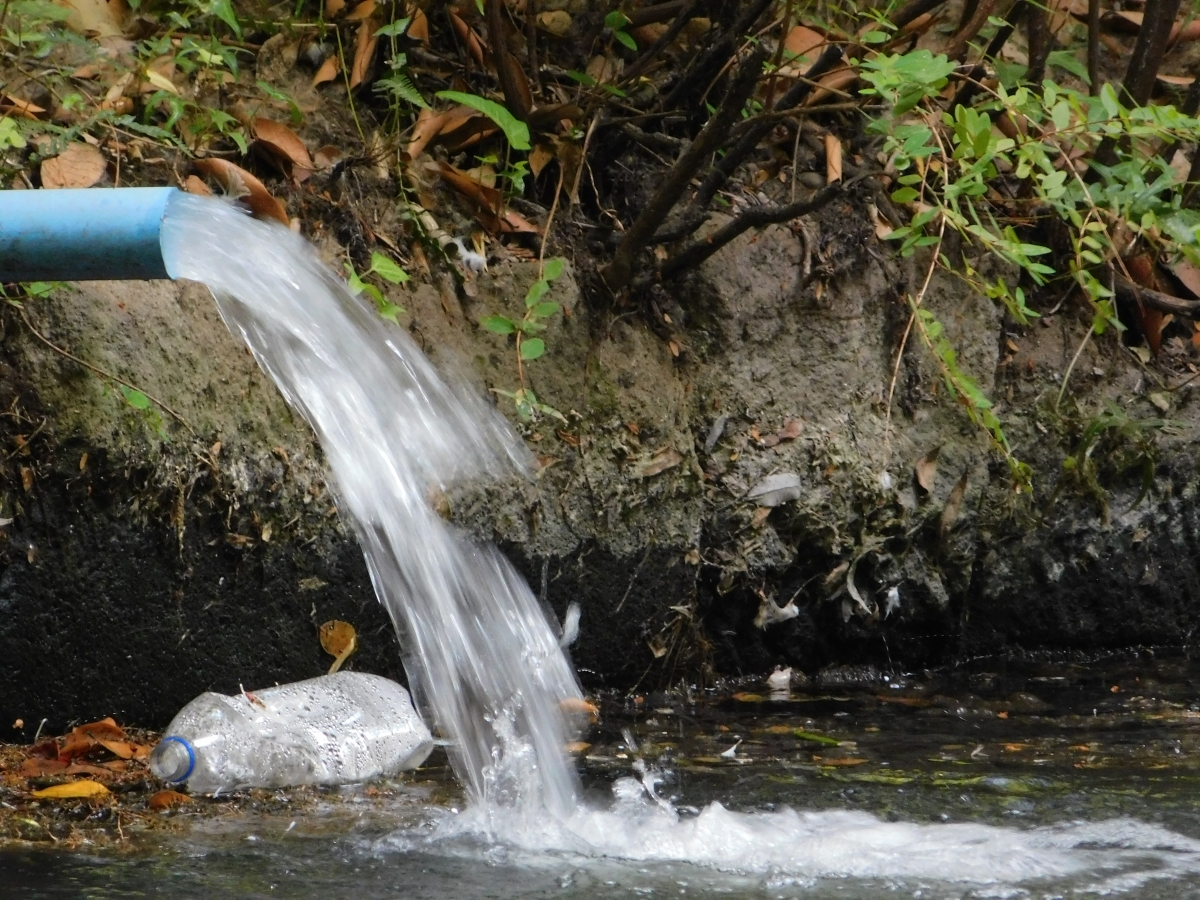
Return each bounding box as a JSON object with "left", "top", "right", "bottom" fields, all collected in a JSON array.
[
  {"left": 0, "top": 117, "right": 26, "bottom": 150},
  {"left": 543, "top": 257, "right": 565, "bottom": 281},
  {"left": 205, "top": 0, "right": 241, "bottom": 38},
  {"left": 374, "top": 17, "right": 410, "bottom": 38},
  {"left": 377, "top": 300, "right": 404, "bottom": 324},
  {"left": 525, "top": 279, "right": 550, "bottom": 308},
  {"left": 533, "top": 301, "right": 560, "bottom": 318},
  {"left": 344, "top": 263, "right": 366, "bottom": 296},
  {"left": 891, "top": 187, "right": 919, "bottom": 204},
  {"left": 1046, "top": 50, "right": 1089, "bottom": 84},
  {"left": 604, "top": 10, "right": 630, "bottom": 29},
  {"left": 614, "top": 29, "right": 637, "bottom": 51},
  {"left": 520, "top": 338, "right": 546, "bottom": 360},
  {"left": 370, "top": 252, "right": 409, "bottom": 284},
  {"left": 435, "top": 90, "right": 531, "bottom": 150},
  {"left": 481, "top": 315, "right": 517, "bottom": 334},
  {"left": 119, "top": 385, "right": 151, "bottom": 411}
]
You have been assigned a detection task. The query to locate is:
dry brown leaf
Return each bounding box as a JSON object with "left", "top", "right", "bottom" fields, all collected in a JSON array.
[
  {"left": 40, "top": 143, "right": 107, "bottom": 189},
  {"left": 253, "top": 117, "right": 315, "bottom": 183},
  {"left": 783, "top": 25, "right": 826, "bottom": 69},
  {"left": 529, "top": 143, "right": 555, "bottom": 178},
  {"left": 20, "top": 757, "right": 66, "bottom": 776},
  {"left": 448, "top": 9, "right": 488, "bottom": 69},
  {"left": 940, "top": 472, "right": 969, "bottom": 540},
  {"left": 1171, "top": 259, "right": 1200, "bottom": 298},
  {"left": 564, "top": 741, "right": 591, "bottom": 754},
  {"left": 324, "top": 0, "right": 344, "bottom": 16},
  {"left": 439, "top": 161, "right": 505, "bottom": 229},
  {"left": 193, "top": 158, "right": 289, "bottom": 226},
  {"left": 560, "top": 697, "right": 599, "bottom": 722},
  {"left": 58, "top": 717, "right": 124, "bottom": 761},
  {"left": 32, "top": 780, "right": 110, "bottom": 799},
  {"left": 631, "top": 446, "right": 683, "bottom": 478},
  {"left": 97, "top": 738, "right": 149, "bottom": 760},
  {"left": 312, "top": 54, "right": 341, "bottom": 87},
  {"left": 1157, "top": 74, "right": 1196, "bottom": 87},
  {"left": 57, "top": 0, "right": 123, "bottom": 37},
  {"left": 149, "top": 789, "right": 191, "bottom": 810},
  {"left": 20, "top": 466, "right": 34, "bottom": 492},
  {"left": 812, "top": 756, "right": 868, "bottom": 767},
  {"left": 538, "top": 9, "right": 572, "bottom": 36},
  {"left": 804, "top": 66, "right": 858, "bottom": 106},
  {"left": 915, "top": 446, "right": 940, "bottom": 493},
  {"left": 344, "top": 0, "right": 375, "bottom": 21},
  {"left": 1, "top": 94, "right": 48, "bottom": 119},
  {"left": 824, "top": 133, "right": 842, "bottom": 184},
  {"left": 183, "top": 174, "right": 212, "bottom": 196},
  {"left": 407, "top": 7, "right": 429, "bottom": 44},
  {"left": 313, "top": 145, "right": 344, "bottom": 170},
  {"left": 350, "top": 20, "right": 379, "bottom": 90},
  {"left": 319, "top": 619, "right": 358, "bottom": 674}
]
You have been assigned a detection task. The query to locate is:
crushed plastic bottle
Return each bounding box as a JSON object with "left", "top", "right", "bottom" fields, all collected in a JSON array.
[{"left": 149, "top": 671, "right": 433, "bottom": 793}]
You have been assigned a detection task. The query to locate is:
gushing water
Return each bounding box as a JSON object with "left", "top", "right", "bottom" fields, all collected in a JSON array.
[
  {"left": 161, "top": 195, "right": 1200, "bottom": 893},
  {"left": 161, "top": 193, "right": 582, "bottom": 819}
]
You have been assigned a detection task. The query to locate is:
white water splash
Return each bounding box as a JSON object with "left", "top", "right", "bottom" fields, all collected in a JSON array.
[
  {"left": 161, "top": 194, "right": 582, "bottom": 818},
  {"left": 162, "top": 195, "right": 1200, "bottom": 894}
]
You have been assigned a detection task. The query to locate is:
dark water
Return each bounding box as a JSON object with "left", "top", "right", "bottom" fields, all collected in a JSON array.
[{"left": 9, "top": 653, "right": 1200, "bottom": 898}]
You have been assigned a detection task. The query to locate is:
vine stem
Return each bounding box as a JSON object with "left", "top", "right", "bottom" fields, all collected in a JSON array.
[{"left": 19, "top": 309, "right": 196, "bottom": 436}]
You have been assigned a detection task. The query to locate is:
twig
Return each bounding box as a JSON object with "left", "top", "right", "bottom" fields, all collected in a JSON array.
[
  {"left": 658, "top": 0, "right": 773, "bottom": 113},
  {"left": 619, "top": 0, "right": 700, "bottom": 87},
  {"left": 891, "top": 0, "right": 952, "bottom": 31},
  {"left": 19, "top": 310, "right": 196, "bottom": 436},
  {"left": 950, "top": 0, "right": 1027, "bottom": 108},
  {"left": 602, "top": 47, "right": 768, "bottom": 292},
  {"left": 1087, "top": 0, "right": 1101, "bottom": 95},
  {"left": 539, "top": 163, "right": 565, "bottom": 277},
  {"left": 487, "top": 0, "right": 531, "bottom": 121},
  {"left": 688, "top": 45, "right": 845, "bottom": 216},
  {"left": 945, "top": 0, "right": 998, "bottom": 60},
  {"left": 1113, "top": 272, "right": 1200, "bottom": 315},
  {"left": 659, "top": 180, "right": 849, "bottom": 280},
  {"left": 1092, "top": 0, "right": 1181, "bottom": 168}
]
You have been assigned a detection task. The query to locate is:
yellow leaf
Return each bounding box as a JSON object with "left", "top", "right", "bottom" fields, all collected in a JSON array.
[
  {"left": 143, "top": 68, "right": 179, "bottom": 95},
  {"left": 32, "top": 780, "right": 110, "bottom": 799},
  {"left": 319, "top": 620, "right": 357, "bottom": 674}
]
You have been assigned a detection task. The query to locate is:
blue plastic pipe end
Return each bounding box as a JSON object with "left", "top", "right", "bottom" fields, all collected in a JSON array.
[{"left": 0, "top": 187, "right": 179, "bottom": 283}]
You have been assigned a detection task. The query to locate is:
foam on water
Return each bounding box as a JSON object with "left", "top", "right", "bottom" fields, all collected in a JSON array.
[{"left": 162, "top": 195, "right": 1200, "bottom": 893}]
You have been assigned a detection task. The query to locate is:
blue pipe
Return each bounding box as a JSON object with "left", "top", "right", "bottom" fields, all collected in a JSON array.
[{"left": 0, "top": 187, "right": 178, "bottom": 283}]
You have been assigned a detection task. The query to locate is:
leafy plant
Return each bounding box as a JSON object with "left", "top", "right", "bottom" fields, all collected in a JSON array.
[
  {"left": 604, "top": 10, "right": 637, "bottom": 52},
  {"left": 482, "top": 259, "right": 567, "bottom": 422},
  {"left": 119, "top": 384, "right": 168, "bottom": 441},
  {"left": 345, "top": 252, "right": 408, "bottom": 323}
]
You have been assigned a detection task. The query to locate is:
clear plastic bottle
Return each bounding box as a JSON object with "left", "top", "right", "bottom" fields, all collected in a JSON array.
[{"left": 149, "top": 671, "right": 433, "bottom": 793}]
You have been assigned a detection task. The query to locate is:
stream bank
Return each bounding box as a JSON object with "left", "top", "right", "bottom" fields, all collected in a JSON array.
[{"left": 2, "top": 190, "right": 1199, "bottom": 733}]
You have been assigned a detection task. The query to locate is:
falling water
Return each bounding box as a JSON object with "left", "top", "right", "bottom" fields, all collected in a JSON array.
[
  {"left": 161, "top": 192, "right": 582, "bottom": 819},
  {"left": 160, "top": 194, "right": 1200, "bottom": 892}
]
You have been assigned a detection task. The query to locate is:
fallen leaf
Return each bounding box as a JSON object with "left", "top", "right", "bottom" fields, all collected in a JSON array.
[
  {"left": 564, "top": 741, "right": 591, "bottom": 754},
  {"left": 747, "top": 472, "right": 803, "bottom": 507},
  {"left": 193, "top": 158, "right": 289, "bottom": 226},
  {"left": 1170, "top": 259, "right": 1200, "bottom": 298},
  {"left": 58, "top": 717, "right": 124, "bottom": 761},
  {"left": 630, "top": 446, "right": 683, "bottom": 478},
  {"left": 407, "top": 8, "right": 429, "bottom": 44},
  {"left": 57, "top": 0, "right": 123, "bottom": 37},
  {"left": 97, "top": 738, "right": 149, "bottom": 760},
  {"left": 824, "top": 133, "right": 842, "bottom": 184},
  {"left": 40, "top": 143, "right": 107, "bottom": 189},
  {"left": 448, "top": 8, "right": 487, "bottom": 69},
  {"left": 812, "top": 756, "right": 868, "bottom": 766},
  {"left": 142, "top": 67, "right": 178, "bottom": 95},
  {"left": 313, "top": 145, "right": 344, "bottom": 169},
  {"left": 253, "top": 117, "right": 315, "bottom": 183},
  {"left": 183, "top": 174, "right": 212, "bottom": 196},
  {"left": 783, "top": 25, "right": 826, "bottom": 69},
  {"left": 538, "top": 9, "right": 572, "bottom": 36},
  {"left": 32, "top": 780, "right": 110, "bottom": 799},
  {"left": 319, "top": 619, "right": 358, "bottom": 674},
  {"left": 350, "top": 20, "right": 379, "bottom": 90},
  {"left": 20, "top": 758, "right": 66, "bottom": 776},
  {"left": 20, "top": 466, "right": 34, "bottom": 492},
  {"left": 344, "top": 0, "right": 375, "bottom": 21},
  {"left": 1, "top": 94, "right": 48, "bottom": 119},
  {"left": 529, "top": 143, "right": 555, "bottom": 178},
  {"left": 149, "top": 789, "right": 191, "bottom": 810},
  {"left": 915, "top": 446, "right": 940, "bottom": 493},
  {"left": 804, "top": 65, "right": 858, "bottom": 106},
  {"left": 312, "top": 54, "right": 341, "bottom": 87},
  {"left": 560, "top": 697, "right": 599, "bottom": 722},
  {"left": 940, "top": 471, "right": 969, "bottom": 540}
]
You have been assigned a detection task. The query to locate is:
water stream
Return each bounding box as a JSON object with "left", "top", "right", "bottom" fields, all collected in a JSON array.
[{"left": 111, "top": 194, "right": 1200, "bottom": 896}]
